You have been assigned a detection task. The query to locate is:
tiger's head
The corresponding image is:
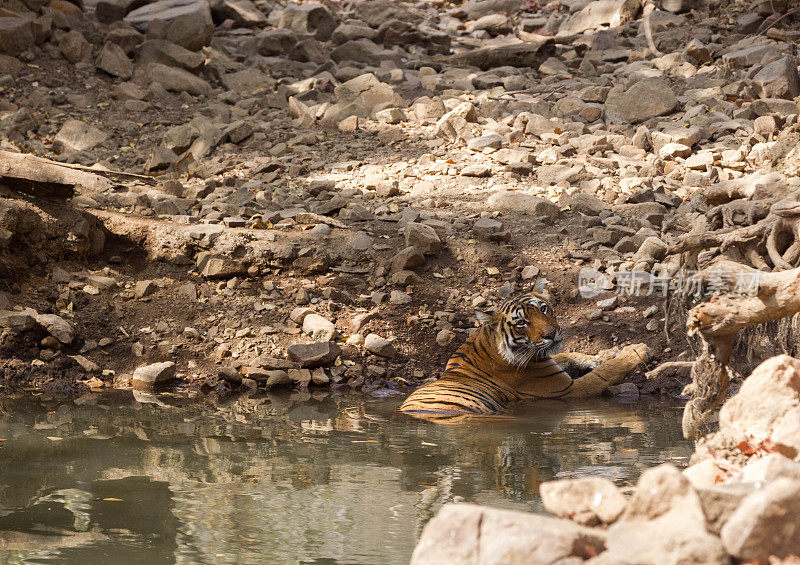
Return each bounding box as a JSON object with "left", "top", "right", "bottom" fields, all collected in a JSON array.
[{"left": 476, "top": 293, "right": 563, "bottom": 368}]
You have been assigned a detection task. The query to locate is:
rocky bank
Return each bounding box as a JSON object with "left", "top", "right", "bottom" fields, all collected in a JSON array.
[
  {"left": 413, "top": 353, "right": 800, "bottom": 564},
  {"left": 0, "top": 0, "right": 798, "bottom": 401}
]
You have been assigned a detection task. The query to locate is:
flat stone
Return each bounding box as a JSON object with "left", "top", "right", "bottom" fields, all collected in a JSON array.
[
  {"left": 487, "top": 191, "right": 559, "bottom": 218},
  {"left": 138, "top": 39, "right": 204, "bottom": 72},
  {"left": 287, "top": 341, "right": 341, "bottom": 368},
  {"left": 605, "top": 78, "right": 679, "bottom": 124},
  {"left": 145, "top": 63, "right": 211, "bottom": 95},
  {"left": 53, "top": 119, "right": 108, "bottom": 153},
  {"left": 0, "top": 309, "right": 36, "bottom": 332}
]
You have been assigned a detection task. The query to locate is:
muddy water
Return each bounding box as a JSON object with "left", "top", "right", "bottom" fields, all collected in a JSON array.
[{"left": 0, "top": 391, "right": 691, "bottom": 564}]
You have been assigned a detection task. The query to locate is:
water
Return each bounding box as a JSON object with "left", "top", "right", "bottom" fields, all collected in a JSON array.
[{"left": 0, "top": 391, "right": 692, "bottom": 564}]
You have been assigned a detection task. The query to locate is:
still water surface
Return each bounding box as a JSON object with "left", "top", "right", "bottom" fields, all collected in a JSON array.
[{"left": 0, "top": 391, "right": 691, "bottom": 564}]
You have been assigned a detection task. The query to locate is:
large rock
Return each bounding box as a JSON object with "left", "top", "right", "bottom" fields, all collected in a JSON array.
[
  {"left": 58, "top": 30, "right": 91, "bottom": 63},
  {"left": 248, "top": 28, "right": 297, "bottom": 56},
  {"left": 331, "top": 39, "right": 400, "bottom": 66},
  {"left": 0, "top": 310, "right": 36, "bottom": 333},
  {"left": 35, "top": 313, "right": 75, "bottom": 344},
  {"left": 599, "top": 465, "right": 728, "bottom": 565},
  {"left": 327, "top": 73, "right": 402, "bottom": 119},
  {"left": 209, "top": 0, "right": 265, "bottom": 26},
  {"left": 124, "top": 0, "right": 213, "bottom": 51},
  {"left": 435, "top": 102, "right": 478, "bottom": 141},
  {"left": 540, "top": 477, "right": 627, "bottom": 526},
  {"left": 132, "top": 361, "right": 176, "bottom": 390},
  {"left": 557, "top": 0, "right": 641, "bottom": 36},
  {"left": 0, "top": 17, "right": 36, "bottom": 56},
  {"left": 364, "top": 333, "right": 396, "bottom": 358},
  {"left": 410, "top": 503, "right": 606, "bottom": 564},
  {"left": 752, "top": 56, "right": 800, "bottom": 100},
  {"left": 277, "top": 3, "right": 337, "bottom": 41},
  {"left": 404, "top": 222, "right": 441, "bottom": 255},
  {"left": 53, "top": 120, "right": 108, "bottom": 153},
  {"left": 302, "top": 313, "right": 336, "bottom": 342},
  {"left": 138, "top": 39, "right": 204, "bottom": 72},
  {"left": 145, "top": 63, "right": 212, "bottom": 95},
  {"left": 605, "top": 78, "right": 679, "bottom": 124},
  {"left": 704, "top": 354, "right": 800, "bottom": 459},
  {"left": 287, "top": 341, "right": 341, "bottom": 368},
  {"left": 721, "top": 478, "right": 800, "bottom": 561},
  {"left": 220, "top": 67, "right": 274, "bottom": 95},
  {"left": 487, "top": 191, "right": 559, "bottom": 218},
  {"left": 95, "top": 41, "right": 133, "bottom": 79},
  {"left": 96, "top": 0, "right": 149, "bottom": 23}
]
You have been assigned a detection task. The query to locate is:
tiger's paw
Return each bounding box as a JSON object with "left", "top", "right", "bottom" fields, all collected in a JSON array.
[
  {"left": 553, "top": 352, "right": 602, "bottom": 379},
  {"left": 596, "top": 343, "right": 650, "bottom": 383}
]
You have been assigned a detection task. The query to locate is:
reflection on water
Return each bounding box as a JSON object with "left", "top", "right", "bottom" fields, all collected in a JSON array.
[{"left": 0, "top": 391, "right": 691, "bottom": 564}]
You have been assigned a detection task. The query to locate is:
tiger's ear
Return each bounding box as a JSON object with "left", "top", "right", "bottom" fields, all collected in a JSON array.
[
  {"left": 532, "top": 276, "right": 545, "bottom": 294},
  {"left": 475, "top": 309, "right": 496, "bottom": 325}
]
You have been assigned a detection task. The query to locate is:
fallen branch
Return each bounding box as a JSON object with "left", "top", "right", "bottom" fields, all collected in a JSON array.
[
  {"left": 682, "top": 259, "right": 800, "bottom": 439},
  {"left": 0, "top": 150, "right": 156, "bottom": 199},
  {"left": 426, "top": 37, "right": 555, "bottom": 70}
]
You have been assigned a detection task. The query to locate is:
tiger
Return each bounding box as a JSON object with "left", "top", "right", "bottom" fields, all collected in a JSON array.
[{"left": 398, "top": 292, "right": 649, "bottom": 423}]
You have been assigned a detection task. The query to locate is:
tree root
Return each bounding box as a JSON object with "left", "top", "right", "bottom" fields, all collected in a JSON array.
[
  {"left": 681, "top": 260, "right": 800, "bottom": 440},
  {"left": 669, "top": 190, "right": 800, "bottom": 272}
]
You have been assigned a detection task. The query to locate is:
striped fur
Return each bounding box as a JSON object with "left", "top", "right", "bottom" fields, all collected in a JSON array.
[{"left": 399, "top": 293, "right": 648, "bottom": 422}]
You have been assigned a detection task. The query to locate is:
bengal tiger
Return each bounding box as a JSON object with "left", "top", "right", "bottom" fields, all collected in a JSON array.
[{"left": 398, "top": 292, "right": 649, "bottom": 423}]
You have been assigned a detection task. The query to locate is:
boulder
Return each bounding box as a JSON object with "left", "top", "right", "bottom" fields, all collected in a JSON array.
[
  {"left": 209, "top": 0, "right": 265, "bottom": 26},
  {"left": 404, "top": 222, "right": 441, "bottom": 255},
  {"left": 124, "top": 0, "right": 213, "bottom": 51},
  {"left": 35, "top": 313, "right": 75, "bottom": 344},
  {"left": 53, "top": 120, "right": 108, "bottom": 153},
  {"left": 557, "top": 0, "right": 641, "bottom": 36},
  {"left": 327, "top": 73, "right": 402, "bottom": 119},
  {"left": 752, "top": 56, "right": 800, "bottom": 100},
  {"left": 0, "top": 17, "right": 36, "bottom": 56},
  {"left": 410, "top": 503, "right": 606, "bottom": 564},
  {"left": 302, "top": 313, "right": 336, "bottom": 342},
  {"left": 96, "top": 0, "right": 149, "bottom": 23},
  {"left": 599, "top": 465, "right": 728, "bottom": 565},
  {"left": 435, "top": 102, "right": 478, "bottom": 141},
  {"left": 364, "top": 333, "right": 396, "bottom": 357},
  {"left": 605, "top": 78, "right": 679, "bottom": 124},
  {"left": 287, "top": 341, "right": 341, "bottom": 368},
  {"left": 132, "top": 361, "right": 176, "bottom": 390},
  {"left": 138, "top": 39, "right": 204, "bottom": 72},
  {"left": 391, "top": 246, "right": 425, "bottom": 272},
  {"left": 487, "top": 191, "right": 559, "bottom": 218},
  {"left": 721, "top": 478, "right": 800, "bottom": 561},
  {"left": 708, "top": 355, "right": 800, "bottom": 459},
  {"left": 145, "top": 63, "right": 212, "bottom": 95},
  {"left": 0, "top": 310, "right": 36, "bottom": 333},
  {"left": 540, "top": 477, "right": 627, "bottom": 526},
  {"left": 331, "top": 38, "right": 400, "bottom": 66},
  {"left": 277, "top": 3, "right": 337, "bottom": 41},
  {"left": 96, "top": 41, "right": 133, "bottom": 79},
  {"left": 220, "top": 67, "right": 274, "bottom": 95},
  {"left": 58, "top": 30, "right": 91, "bottom": 63}
]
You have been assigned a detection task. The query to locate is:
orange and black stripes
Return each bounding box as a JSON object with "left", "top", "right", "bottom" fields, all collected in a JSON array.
[{"left": 398, "top": 293, "right": 583, "bottom": 419}]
